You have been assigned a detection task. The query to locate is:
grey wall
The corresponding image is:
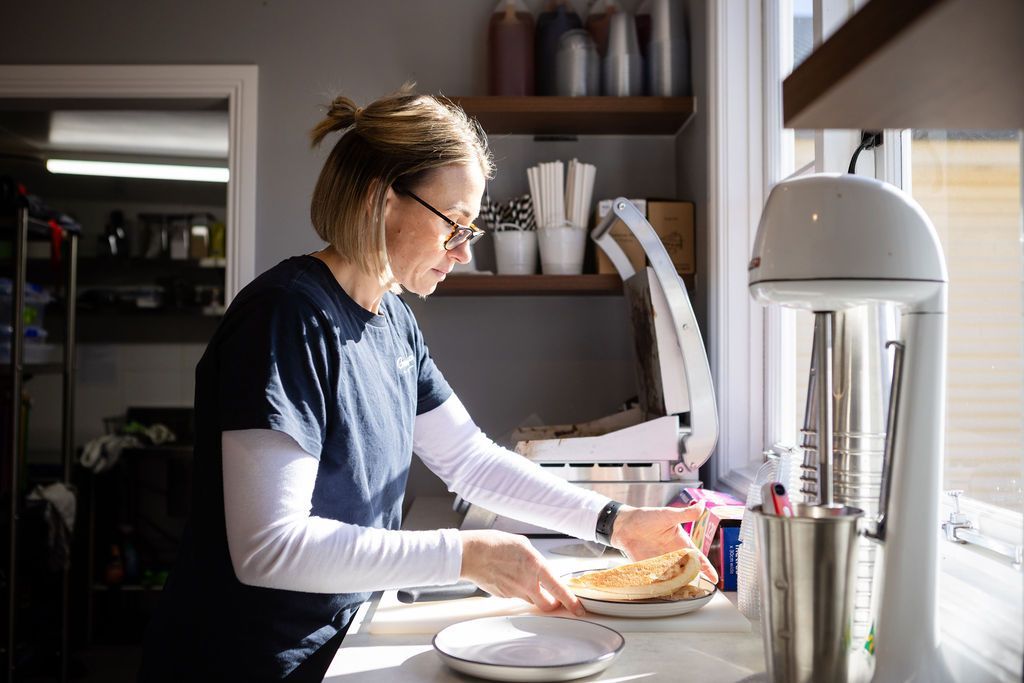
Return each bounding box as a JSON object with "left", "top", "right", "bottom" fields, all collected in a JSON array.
[{"left": 1, "top": 0, "right": 708, "bottom": 499}]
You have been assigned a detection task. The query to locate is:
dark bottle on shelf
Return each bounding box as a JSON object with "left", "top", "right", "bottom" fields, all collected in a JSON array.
[
  {"left": 636, "top": 0, "right": 653, "bottom": 62},
  {"left": 535, "top": 0, "right": 583, "bottom": 96},
  {"left": 488, "top": 0, "right": 535, "bottom": 96}
]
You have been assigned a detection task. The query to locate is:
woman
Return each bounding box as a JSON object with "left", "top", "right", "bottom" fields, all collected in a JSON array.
[{"left": 138, "top": 87, "right": 714, "bottom": 681}]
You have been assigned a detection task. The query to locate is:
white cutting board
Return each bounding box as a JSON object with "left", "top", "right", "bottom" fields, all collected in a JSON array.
[{"left": 366, "top": 589, "right": 750, "bottom": 635}]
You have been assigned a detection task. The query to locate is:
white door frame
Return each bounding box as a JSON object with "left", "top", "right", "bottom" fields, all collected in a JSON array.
[{"left": 0, "top": 64, "right": 258, "bottom": 300}]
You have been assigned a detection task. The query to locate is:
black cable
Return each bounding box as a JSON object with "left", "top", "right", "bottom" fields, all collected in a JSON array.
[{"left": 848, "top": 130, "right": 884, "bottom": 174}]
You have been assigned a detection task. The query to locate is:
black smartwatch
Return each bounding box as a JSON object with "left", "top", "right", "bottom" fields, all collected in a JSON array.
[{"left": 594, "top": 501, "right": 622, "bottom": 546}]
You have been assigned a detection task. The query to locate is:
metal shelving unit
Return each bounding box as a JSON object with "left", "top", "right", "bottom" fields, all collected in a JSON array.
[{"left": 1, "top": 196, "right": 78, "bottom": 683}]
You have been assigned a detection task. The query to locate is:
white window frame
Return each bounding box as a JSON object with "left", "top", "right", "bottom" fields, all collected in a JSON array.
[
  {"left": 708, "top": 0, "right": 867, "bottom": 496},
  {"left": 706, "top": 0, "right": 766, "bottom": 495},
  {"left": 0, "top": 65, "right": 258, "bottom": 301},
  {"left": 760, "top": 0, "right": 871, "bottom": 465}
]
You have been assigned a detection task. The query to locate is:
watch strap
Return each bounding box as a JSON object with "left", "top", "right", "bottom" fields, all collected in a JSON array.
[{"left": 594, "top": 500, "right": 622, "bottom": 546}]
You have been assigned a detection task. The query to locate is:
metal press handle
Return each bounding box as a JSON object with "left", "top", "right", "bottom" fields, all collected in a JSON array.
[
  {"left": 591, "top": 205, "right": 636, "bottom": 280},
  {"left": 591, "top": 198, "right": 719, "bottom": 467}
]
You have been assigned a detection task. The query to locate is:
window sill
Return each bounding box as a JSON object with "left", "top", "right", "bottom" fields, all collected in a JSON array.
[
  {"left": 938, "top": 536, "right": 1023, "bottom": 681},
  {"left": 716, "top": 463, "right": 759, "bottom": 502}
]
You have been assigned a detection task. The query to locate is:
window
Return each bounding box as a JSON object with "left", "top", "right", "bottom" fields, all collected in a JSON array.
[
  {"left": 772, "top": 0, "right": 864, "bottom": 459},
  {"left": 747, "top": 1, "right": 1023, "bottom": 674},
  {"left": 909, "top": 130, "right": 1023, "bottom": 512},
  {"left": 784, "top": 0, "right": 817, "bottom": 457},
  {"left": 791, "top": 0, "right": 815, "bottom": 173}
]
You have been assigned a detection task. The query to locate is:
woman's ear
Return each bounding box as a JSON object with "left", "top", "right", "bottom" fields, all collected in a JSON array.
[
  {"left": 381, "top": 185, "right": 398, "bottom": 228},
  {"left": 361, "top": 180, "right": 393, "bottom": 222}
]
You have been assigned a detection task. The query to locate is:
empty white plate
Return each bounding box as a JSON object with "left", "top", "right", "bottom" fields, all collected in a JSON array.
[
  {"left": 432, "top": 615, "right": 624, "bottom": 682},
  {"left": 565, "top": 572, "right": 718, "bottom": 618}
]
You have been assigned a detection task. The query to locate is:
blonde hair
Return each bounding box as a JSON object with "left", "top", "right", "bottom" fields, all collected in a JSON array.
[{"left": 309, "top": 84, "right": 494, "bottom": 291}]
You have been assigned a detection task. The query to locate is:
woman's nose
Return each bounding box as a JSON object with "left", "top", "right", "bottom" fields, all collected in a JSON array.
[{"left": 449, "top": 241, "right": 473, "bottom": 265}]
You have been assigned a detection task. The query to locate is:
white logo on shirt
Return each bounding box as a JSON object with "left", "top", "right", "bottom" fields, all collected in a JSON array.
[{"left": 396, "top": 354, "right": 415, "bottom": 372}]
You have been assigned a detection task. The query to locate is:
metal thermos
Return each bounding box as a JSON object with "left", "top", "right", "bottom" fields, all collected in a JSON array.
[
  {"left": 602, "top": 12, "right": 643, "bottom": 96},
  {"left": 644, "top": 0, "right": 690, "bottom": 96},
  {"left": 555, "top": 29, "right": 600, "bottom": 96},
  {"left": 798, "top": 303, "right": 898, "bottom": 643}
]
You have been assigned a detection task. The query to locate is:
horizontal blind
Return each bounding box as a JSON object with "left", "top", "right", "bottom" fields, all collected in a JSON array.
[
  {"left": 913, "top": 135, "right": 1023, "bottom": 512},
  {"left": 787, "top": 136, "right": 1022, "bottom": 514}
]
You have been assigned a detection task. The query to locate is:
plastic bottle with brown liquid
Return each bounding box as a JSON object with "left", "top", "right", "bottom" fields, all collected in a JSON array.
[{"left": 488, "top": 0, "right": 535, "bottom": 96}]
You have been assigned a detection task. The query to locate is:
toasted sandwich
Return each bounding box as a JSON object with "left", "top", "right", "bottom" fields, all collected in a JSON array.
[{"left": 567, "top": 548, "right": 702, "bottom": 601}]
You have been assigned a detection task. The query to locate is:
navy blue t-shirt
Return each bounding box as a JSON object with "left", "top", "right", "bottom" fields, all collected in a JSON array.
[{"left": 139, "top": 255, "right": 451, "bottom": 680}]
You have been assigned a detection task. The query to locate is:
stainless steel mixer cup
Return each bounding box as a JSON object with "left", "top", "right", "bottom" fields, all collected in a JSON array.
[
  {"left": 754, "top": 504, "right": 863, "bottom": 683},
  {"left": 798, "top": 304, "right": 897, "bottom": 643}
]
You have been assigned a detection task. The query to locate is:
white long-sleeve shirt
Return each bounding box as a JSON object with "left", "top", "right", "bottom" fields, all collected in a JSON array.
[{"left": 222, "top": 392, "right": 610, "bottom": 593}]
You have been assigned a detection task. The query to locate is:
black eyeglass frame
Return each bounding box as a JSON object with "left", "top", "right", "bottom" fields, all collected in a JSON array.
[{"left": 395, "top": 186, "right": 485, "bottom": 251}]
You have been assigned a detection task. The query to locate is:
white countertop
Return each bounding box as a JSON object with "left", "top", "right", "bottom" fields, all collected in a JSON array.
[
  {"left": 324, "top": 497, "right": 767, "bottom": 682},
  {"left": 323, "top": 631, "right": 766, "bottom": 682}
]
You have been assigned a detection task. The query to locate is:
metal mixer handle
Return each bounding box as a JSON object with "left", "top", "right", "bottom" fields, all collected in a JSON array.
[{"left": 867, "top": 340, "right": 905, "bottom": 543}]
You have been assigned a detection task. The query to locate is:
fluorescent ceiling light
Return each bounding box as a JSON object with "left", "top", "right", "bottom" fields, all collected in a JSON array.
[
  {"left": 49, "top": 111, "right": 229, "bottom": 159},
  {"left": 46, "top": 159, "right": 229, "bottom": 183}
]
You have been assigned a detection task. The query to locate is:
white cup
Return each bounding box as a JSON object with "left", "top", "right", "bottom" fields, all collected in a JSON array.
[
  {"left": 493, "top": 227, "right": 538, "bottom": 275},
  {"left": 538, "top": 221, "right": 586, "bottom": 275}
]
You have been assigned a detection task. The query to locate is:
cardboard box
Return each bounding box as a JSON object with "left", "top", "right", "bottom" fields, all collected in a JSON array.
[
  {"left": 668, "top": 488, "right": 744, "bottom": 590},
  {"left": 719, "top": 525, "right": 741, "bottom": 591},
  {"left": 595, "top": 199, "right": 696, "bottom": 276},
  {"left": 647, "top": 200, "right": 696, "bottom": 274},
  {"left": 595, "top": 199, "right": 646, "bottom": 274},
  {"left": 669, "top": 488, "right": 743, "bottom": 554},
  {"left": 693, "top": 504, "right": 744, "bottom": 558}
]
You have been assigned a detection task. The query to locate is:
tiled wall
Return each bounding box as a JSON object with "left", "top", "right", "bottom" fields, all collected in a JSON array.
[{"left": 24, "top": 343, "right": 205, "bottom": 463}]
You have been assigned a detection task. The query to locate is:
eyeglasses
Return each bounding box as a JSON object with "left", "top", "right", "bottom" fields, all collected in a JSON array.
[{"left": 395, "top": 187, "right": 485, "bottom": 251}]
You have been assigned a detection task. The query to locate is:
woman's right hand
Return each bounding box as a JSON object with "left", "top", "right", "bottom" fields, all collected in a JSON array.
[{"left": 459, "top": 530, "right": 585, "bottom": 616}]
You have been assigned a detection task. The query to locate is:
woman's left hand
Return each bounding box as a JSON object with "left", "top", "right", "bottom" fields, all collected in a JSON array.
[{"left": 609, "top": 503, "right": 719, "bottom": 584}]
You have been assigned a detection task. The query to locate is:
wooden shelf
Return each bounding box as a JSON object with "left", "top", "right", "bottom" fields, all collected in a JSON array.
[
  {"left": 784, "top": 0, "right": 1024, "bottom": 129},
  {"left": 435, "top": 274, "right": 622, "bottom": 296},
  {"left": 450, "top": 96, "right": 696, "bottom": 135}
]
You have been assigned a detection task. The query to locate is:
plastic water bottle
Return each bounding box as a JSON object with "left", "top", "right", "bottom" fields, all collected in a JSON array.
[{"left": 737, "top": 448, "right": 801, "bottom": 620}]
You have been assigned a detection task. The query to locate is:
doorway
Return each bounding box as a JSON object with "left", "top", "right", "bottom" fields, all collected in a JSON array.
[{"left": 0, "top": 64, "right": 257, "bottom": 682}]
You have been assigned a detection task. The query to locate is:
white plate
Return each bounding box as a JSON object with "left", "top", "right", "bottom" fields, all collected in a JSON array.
[
  {"left": 432, "top": 615, "right": 624, "bottom": 682},
  {"left": 564, "top": 571, "right": 718, "bottom": 618}
]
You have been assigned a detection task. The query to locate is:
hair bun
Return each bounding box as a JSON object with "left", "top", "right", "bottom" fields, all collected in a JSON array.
[{"left": 310, "top": 96, "right": 361, "bottom": 147}]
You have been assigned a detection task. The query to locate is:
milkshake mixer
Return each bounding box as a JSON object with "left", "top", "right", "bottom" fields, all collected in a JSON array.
[{"left": 749, "top": 173, "right": 951, "bottom": 682}]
